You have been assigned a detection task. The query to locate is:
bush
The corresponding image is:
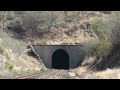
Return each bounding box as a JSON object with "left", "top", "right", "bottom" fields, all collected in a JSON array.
[
  {"left": 40, "top": 67, "right": 48, "bottom": 72},
  {"left": 5, "top": 61, "right": 14, "bottom": 70},
  {"left": 97, "top": 11, "right": 120, "bottom": 47},
  {"left": 21, "top": 11, "right": 65, "bottom": 39},
  {"left": 90, "top": 11, "right": 120, "bottom": 57},
  {"left": 6, "top": 11, "right": 16, "bottom": 20},
  {"left": 7, "top": 18, "right": 24, "bottom": 39},
  {"left": 91, "top": 38, "right": 112, "bottom": 57},
  {"left": 105, "top": 12, "right": 120, "bottom": 45},
  {"left": 90, "top": 16, "right": 112, "bottom": 57}
]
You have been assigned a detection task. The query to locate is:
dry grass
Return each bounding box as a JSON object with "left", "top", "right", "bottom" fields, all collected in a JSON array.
[
  {"left": 81, "top": 56, "right": 97, "bottom": 66},
  {"left": 10, "top": 53, "right": 42, "bottom": 74},
  {"left": 2, "top": 48, "right": 42, "bottom": 74},
  {"left": 30, "top": 15, "right": 100, "bottom": 45},
  {"left": 0, "top": 31, "right": 42, "bottom": 76},
  {"left": 0, "top": 71, "right": 4, "bottom": 77},
  {"left": 73, "top": 66, "right": 120, "bottom": 79},
  {"left": 32, "top": 29, "right": 98, "bottom": 46},
  {"left": 74, "top": 66, "right": 90, "bottom": 75},
  {"left": 73, "top": 54, "right": 120, "bottom": 79},
  {"left": 91, "top": 68, "right": 120, "bottom": 79}
]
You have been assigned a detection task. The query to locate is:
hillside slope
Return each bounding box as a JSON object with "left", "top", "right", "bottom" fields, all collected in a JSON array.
[{"left": 1, "top": 11, "right": 120, "bottom": 79}]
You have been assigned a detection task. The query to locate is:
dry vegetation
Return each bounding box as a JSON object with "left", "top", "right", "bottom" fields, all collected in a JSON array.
[
  {"left": 1, "top": 11, "right": 120, "bottom": 79},
  {"left": 73, "top": 66, "right": 120, "bottom": 79},
  {"left": 0, "top": 31, "right": 43, "bottom": 78},
  {"left": 71, "top": 11, "right": 120, "bottom": 79}
]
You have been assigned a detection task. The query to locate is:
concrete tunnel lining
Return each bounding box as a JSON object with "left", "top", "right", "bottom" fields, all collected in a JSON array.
[{"left": 31, "top": 45, "right": 85, "bottom": 69}]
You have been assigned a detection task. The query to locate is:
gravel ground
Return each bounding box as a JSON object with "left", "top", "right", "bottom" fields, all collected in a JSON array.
[{"left": 29, "top": 69, "right": 81, "bottom": 79}]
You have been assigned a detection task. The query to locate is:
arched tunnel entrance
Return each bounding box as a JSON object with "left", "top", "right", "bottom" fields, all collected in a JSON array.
[{"left": 52, "top": 49, "right": 69, "bottom": 70}]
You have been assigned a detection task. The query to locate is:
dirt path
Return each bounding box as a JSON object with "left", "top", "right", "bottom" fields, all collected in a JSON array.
[{"left": 12, "top": 69, "right": 81, "bottom": 79}]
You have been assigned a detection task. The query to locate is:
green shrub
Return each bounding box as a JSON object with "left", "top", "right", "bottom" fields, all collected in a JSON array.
[
  {"left": 91, "top": 17, "right": 103, "bottom": 36},
  {"left": 90, "top": 16, "right": 112, "bottom": 57},
  {"left": 5, "top": 61, "right": 14, "bottom": 70},
  {"left": 91, "top": 40, "right": 112, "bottom": 57},
  {"left": 40, "top": 67, "right": 48, "bottom": 72}
]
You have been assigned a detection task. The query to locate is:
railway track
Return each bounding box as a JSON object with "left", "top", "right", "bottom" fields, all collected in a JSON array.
[{"left": 12, "top": 70, "right": 67, "bottom": 79}]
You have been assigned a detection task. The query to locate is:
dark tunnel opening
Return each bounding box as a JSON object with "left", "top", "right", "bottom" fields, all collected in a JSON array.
[{"left": 52, "top": 49, "right": 69, "bottom": 70}]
